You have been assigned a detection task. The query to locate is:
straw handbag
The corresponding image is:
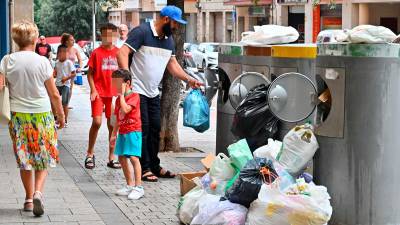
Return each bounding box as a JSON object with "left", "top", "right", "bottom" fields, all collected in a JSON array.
[{"left": 0, "top": 55, "right": 10, "bottom": 125}]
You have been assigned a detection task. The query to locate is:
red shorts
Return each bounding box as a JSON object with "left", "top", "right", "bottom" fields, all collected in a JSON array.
[{"left": 91, "top": 96, "right": 113, "bottom": 118}]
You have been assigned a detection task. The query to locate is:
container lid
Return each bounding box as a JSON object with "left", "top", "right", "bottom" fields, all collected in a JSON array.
[
  {"left": 229, "top": 72, "right": 270, "bottom": 109},
  {"left": 267, "top": 72, "right": 317, "bottom": 123}
]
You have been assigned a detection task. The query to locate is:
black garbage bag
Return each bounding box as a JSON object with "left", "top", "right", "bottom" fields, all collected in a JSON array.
[
  {"left": 246, "top": 118, "right": 280, "bottom": 151},
  {"left": 226, "top": 157, "right": 278, "bottom": 208},
  {"left": 231, "top": 84, "right": 277, "bottom": 139}
]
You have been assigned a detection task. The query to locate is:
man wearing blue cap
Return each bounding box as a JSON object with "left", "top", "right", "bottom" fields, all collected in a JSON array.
[{"left": 117, "top": 5, "right": 202, "bottom": 184}]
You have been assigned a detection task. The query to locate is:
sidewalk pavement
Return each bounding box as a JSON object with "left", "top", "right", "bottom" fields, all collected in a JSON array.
[{"left": 0, "top": 78, "right": 216, "bottom": 224}]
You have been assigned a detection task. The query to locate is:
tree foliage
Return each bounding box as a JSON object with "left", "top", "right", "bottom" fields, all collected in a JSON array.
[{"left": 34, "top": 0, "right": 110, "bottom": 40}]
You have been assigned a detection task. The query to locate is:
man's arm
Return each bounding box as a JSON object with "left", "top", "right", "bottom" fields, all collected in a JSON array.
[
  {"left": 167, "top": 57, "right": 203, "bottom": 89},
  {"left": 117, "top": 45, "right": 133, "bottom": 70}
]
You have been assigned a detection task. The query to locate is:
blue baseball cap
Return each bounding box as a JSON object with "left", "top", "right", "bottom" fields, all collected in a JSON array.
[{"left": 160, "top": 5, "right": 187, "bottom": 25}]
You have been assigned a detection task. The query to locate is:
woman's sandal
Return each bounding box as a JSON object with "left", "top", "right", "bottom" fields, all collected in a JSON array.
[
  {"left": 107, "top": 160, "right": 121, "bottom": 169},
  {"left": 33, "top": 191, "right": 44, "bottom": 217},
  {"left": 155, "top": 168, "right": 176, "bottom": 179},
  {"left": 23, "top": 199, "right": 33, "bottom": 212},
  {"left": 85, "top": 155, "right": 95, "bottom": 169},
  {"left": 142, "top": 171, "right": 158, "bottom": 182}
]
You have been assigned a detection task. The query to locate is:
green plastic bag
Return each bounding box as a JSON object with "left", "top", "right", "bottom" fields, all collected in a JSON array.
[
  {"left": 225, "top": 139, "right": 253, "bottom": 191},
  {"left": 227, "top": 139, "right": 253, "bottom": 171}
]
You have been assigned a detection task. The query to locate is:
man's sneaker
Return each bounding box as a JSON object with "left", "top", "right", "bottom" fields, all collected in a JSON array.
[
  {"left": 116, "top": 185, "right": 134, "bottom": 196},
  {"left": 128, "top": 186, "right": 144, "bottom": 200}
]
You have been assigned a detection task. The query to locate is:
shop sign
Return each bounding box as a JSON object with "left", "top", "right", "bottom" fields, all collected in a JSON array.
[
  {"left": 278, "top": 0, "right": 308, "bottom": 4},
  {"left": 249, "top": 6, "right": 267, "bottom": 17}
]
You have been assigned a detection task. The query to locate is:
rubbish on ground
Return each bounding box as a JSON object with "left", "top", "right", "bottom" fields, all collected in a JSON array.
[
  {"left": 231, "top": 84, "right": 278, "bottom": 139},
  {"left": 226, "top": 158, "right": 278, "bottom": 208},
  {"left": 201, "top": 153, "right": 216, "bottom": 171},
  {"left": 183, "top": 89, "right": 210, "bottom": 133},
  {"left": 298, "top": 172, "right": 313, "bottom": 184},
  {"left": 277, "top": 124, "right": 319, "bottom": 176},
  {"left": 348, "top": 25, "right": 397, "bottom": 43},
  {"left": 253, "top": 138, "right": 282, "bottom": 160},
  {"left": 247, "top": 183, "right": 332, "bottom": 225},
  {"left": 179, "top": 187, "right": 220, "bottom": 225},
  {"left": 227, "top": 139, "right": 253, "bottom": 171},
  {"left": 207, "top": 153, "right": 236, "bottom": 194},
  {"left": 191, "top": 198, "right": 248, "bottom": 225},
  {"left": 180, "top": 171, "right": 207, "bottom": 196},
  {"left": 241, "top": 25, "right": 299, "bottom": 45}
]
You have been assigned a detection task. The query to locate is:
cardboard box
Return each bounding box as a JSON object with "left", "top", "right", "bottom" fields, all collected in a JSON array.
[
  {"left": 200, "top": 153, "right": 216, "bottom": 171},
  {"left": 180, "top": 171, "right": 207, "bottom": 196}
]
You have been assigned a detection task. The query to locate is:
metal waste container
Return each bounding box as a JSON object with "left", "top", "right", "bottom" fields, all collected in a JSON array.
[
  {"left": 269, "top": 44, "right": 318, "bottom": 138},
  {"left": 217, "top": 43, "right": 272, "bottom": 154},
  {"left": 312, "top": 43, "right": 400, "bottom": 225}
]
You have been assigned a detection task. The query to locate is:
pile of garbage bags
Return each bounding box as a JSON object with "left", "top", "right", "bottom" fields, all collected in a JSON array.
[
  {"left": 318, "top": 25, "right": 398, "bottom": 44},
  {"left": 178, "top": 124, "right": 333, "bottom": 225}
]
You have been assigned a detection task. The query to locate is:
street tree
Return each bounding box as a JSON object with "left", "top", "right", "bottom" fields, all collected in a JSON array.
[
  {"left": 159, "top": 0, "right": 185, "bottom": 152},
  {"left": 34, "top": 0, "right": 111, "bottom": 40}
]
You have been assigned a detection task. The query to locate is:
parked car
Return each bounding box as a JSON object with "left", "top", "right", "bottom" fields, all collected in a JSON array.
[
  {"left": 83, "top": 41, "right": 101, "bottom": 57},
  {"left": 50, "top": 43, "right": 89, "bottom": 74},
  {"left": 192, "top": 42, "right": 218, "bottom": 69},
  {"left": 184, "top": 43, "right": 198, "bottom": 57}
]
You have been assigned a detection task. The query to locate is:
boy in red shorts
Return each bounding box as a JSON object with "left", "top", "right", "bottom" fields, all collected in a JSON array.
[{"left": 85, "top": 23, "right": 121, "bottom": 169}]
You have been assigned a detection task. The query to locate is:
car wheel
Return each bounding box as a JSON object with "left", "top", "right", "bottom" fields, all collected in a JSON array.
[{"left": 202, "top": 60, "right": 207, "bottom": 69}]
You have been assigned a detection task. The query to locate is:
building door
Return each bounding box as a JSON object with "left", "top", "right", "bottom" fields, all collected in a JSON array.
[
  {"left": 288, "top": 6, "right": 305, "bottom": 43},
  {"left": 381, "top": 17, "right": 398, "bottom": 34}
]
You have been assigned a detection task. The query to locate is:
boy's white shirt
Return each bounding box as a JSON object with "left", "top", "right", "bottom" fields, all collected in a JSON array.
[{"left": 55, "top": 59, "right": 75, "bottom": 87}]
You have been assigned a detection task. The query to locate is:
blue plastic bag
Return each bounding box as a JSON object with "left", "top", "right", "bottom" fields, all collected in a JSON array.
[{"left": 183, "top": 89, "right": 210, "bottom": 133}]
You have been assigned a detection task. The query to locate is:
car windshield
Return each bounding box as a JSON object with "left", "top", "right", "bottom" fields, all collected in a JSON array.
[{"left": 205, "top": 45, "right": 218, "bottom": 52}]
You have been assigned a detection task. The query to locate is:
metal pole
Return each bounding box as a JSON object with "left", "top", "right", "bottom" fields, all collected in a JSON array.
[{"left": 92, "top": 0, "right": 96, "bottom": 46}]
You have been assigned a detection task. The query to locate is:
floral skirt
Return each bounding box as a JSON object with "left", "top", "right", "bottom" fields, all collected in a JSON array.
[{"left": 8, "top": 112, "right": 59, "bottom": 170}]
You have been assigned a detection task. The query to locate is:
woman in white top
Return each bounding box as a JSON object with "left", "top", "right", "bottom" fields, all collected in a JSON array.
[{"left": 0, "top": 21, "right": 64, "bottom": 217}]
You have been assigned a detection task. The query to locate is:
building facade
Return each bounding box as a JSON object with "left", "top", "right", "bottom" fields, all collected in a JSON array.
[
  {"left": 196, "top": 0, "right": 235, "bottom": 43},
  {"left": 0, "top": 0, "right": 34, "bottom": 57}
]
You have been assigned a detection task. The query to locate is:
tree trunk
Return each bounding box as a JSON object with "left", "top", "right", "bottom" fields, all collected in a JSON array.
[{"left": 159, "top": 0, "right": 185, "bottom": 152}]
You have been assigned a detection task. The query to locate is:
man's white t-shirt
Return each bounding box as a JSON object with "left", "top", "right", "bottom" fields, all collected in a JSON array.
[
  {"left": 55, "top": 60, "right": 75, "bottom": 87},
  {"left": 0, "top": 51, "right": 53, "bottom": 113}
]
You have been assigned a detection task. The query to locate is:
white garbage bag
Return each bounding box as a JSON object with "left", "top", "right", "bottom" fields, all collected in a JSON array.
[
  {"left": 241, "top": 25, "right": 299, "bottom": 45},
  {"left": 247, "top": 183, "right": 333, "bottom": 225},
  {"left": 207, "top": 153, "right": 236, "bottom": 195},
  {"left": 191, "top": 198, "right": 248, "bottom": 225},
  {"left": 277, "top": 124, "right": 319, "bottom": 176},
  {"left": 179, "top": 187, "right": 220, "bottom": 224},
  {"left": 349, "top": 25, "right": 397, "bottom": 43},
  {"left": 253, "top": 138, "right": 282, "bottom": 160}
]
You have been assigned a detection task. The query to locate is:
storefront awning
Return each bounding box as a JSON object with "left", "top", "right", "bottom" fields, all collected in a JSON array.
[{"left": 224, "top": 0, "right": 272, "bottom": 6}]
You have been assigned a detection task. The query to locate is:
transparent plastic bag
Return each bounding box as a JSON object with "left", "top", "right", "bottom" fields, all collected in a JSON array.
[
  {"left": 191, "top": 198, "right": 248, "bottom": 225},
  {"left": 277, "top": 124, "right": 319, "bottom": 176},
  {"left": 179, "top": 187, "right": 220, "bottom": 224},
  {"left": 247, "top": 183, "right": 332, "bottom": 225},
  {"left": 253, "top": 138, "right": 283, "bottom": 160}
]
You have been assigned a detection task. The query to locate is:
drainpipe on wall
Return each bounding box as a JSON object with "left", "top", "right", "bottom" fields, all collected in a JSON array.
[{"left": 9, "top": 0, "right": 14, "bottom": 52}]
